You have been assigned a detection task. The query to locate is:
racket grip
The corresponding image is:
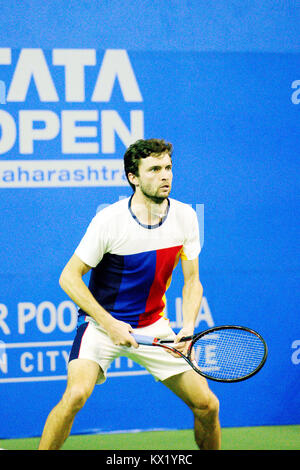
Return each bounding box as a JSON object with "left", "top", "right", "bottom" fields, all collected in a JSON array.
[
  {"left": 180, "top": 335, "right": 194, "bottom": 341},
  {"left": 132, "top": 334, "right": 156, "bottom": 345}
]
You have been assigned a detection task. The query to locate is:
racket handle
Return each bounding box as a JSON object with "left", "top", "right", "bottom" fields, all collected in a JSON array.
[
  {"left": 162, "top": 335, "right": 194, "bottom": 343},
  {"left": 132, "top": 334, "right": 156, "bottom": 345},
  {"left": 132, "top": 333, "right": 194, "bottom": 345},
  {"left": 180, "top": 335, "right": 194, "bottom": 341}
]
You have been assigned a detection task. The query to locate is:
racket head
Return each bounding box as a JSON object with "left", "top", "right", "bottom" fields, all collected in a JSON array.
[{"left": 186, "top": 325, "right": 268, "bottom": 383}]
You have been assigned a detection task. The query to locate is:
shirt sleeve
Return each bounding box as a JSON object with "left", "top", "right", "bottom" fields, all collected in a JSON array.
[
  {"left": 74, "top": 214, "right": 108, "bottom": 267},
  {"left": 181, "top": 208, "right": 201, "bottom": 260}
]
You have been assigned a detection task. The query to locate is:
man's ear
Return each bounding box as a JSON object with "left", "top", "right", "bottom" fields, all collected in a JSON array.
[{"left": 128, "top": 172, "right": 139, "bottom": 187}]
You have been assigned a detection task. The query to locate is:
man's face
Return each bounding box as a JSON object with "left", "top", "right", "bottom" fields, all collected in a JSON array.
[{"left": 133, "top": 153, "right": 173, "bottom": 203}]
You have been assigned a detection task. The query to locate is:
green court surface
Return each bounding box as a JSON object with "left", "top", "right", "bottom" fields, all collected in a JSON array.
[{"left": 0, "top": 425, "right": 299, "bottom": 450}]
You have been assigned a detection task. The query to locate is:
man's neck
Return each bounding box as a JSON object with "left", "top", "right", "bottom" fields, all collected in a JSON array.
[{"left": 130, "top": 192, "right": 169, "bottom": 226}]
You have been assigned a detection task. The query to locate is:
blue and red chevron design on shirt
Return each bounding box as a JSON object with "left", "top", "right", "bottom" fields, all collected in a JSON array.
[{"left": 78, "top": 245, "right": 183, "bottom": 328}]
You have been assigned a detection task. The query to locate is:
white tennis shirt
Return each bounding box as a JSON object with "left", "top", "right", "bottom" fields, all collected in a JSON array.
[{"left": 75, "top": 196, "right": 200, "bottom": 328}]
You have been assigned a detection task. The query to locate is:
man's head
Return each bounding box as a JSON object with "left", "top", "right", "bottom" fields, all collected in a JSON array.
[{"left": 124, "top": 139, "right": 173, "bottom": 203}]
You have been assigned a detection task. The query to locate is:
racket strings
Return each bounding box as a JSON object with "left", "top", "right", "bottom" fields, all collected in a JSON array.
[{"left": 192, "top": 329, "right": 265, "bottom": 380}]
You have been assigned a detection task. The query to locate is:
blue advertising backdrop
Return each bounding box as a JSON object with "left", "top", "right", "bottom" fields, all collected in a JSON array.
[{"left": 0, "top": 1, "right": 299, "bottom": 438}]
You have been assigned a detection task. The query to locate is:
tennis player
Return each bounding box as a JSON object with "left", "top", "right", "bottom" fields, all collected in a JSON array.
[{"left": 38, "top": 139, "right": 221, "bottom": 450}]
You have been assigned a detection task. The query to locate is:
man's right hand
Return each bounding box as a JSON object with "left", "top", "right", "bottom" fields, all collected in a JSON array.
[{"left": 105, "top": 319, "right": 139, "bottom": 348}]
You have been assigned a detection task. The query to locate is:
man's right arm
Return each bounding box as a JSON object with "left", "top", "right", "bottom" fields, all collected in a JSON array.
[{"left": 59, "top": 254, "right": 138, "bottom": 348}]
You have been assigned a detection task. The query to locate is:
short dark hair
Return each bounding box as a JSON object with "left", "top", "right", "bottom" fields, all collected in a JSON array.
[{"left": 124, "top": 138, "right": 173, "bottom": 190}]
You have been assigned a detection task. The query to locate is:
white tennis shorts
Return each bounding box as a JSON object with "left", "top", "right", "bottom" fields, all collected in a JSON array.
[{"left": 69, "top": 317, "right": 191, "bottom": 383}]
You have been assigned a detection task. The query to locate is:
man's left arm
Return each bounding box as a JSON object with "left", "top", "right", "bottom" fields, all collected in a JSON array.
[{"left": 174, "top": 257, "right": 203, "bottom": 355}]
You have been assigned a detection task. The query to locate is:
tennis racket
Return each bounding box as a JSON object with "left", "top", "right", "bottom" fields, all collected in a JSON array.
[{"left": 133, "top": 325, "right": 268, "bottom": 383}]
